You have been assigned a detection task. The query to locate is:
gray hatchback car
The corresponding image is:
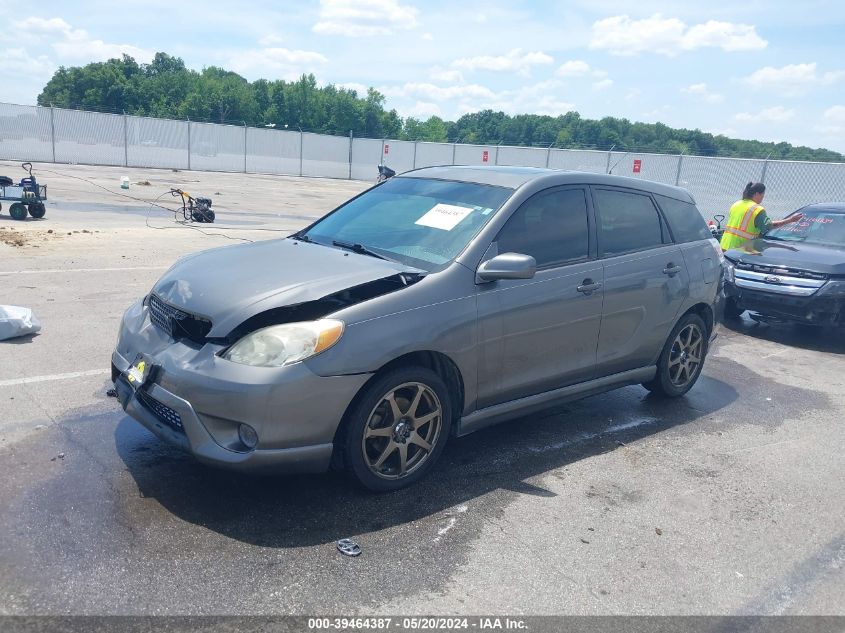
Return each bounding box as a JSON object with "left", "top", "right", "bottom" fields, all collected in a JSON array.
[{"left": 113, "top": 166, "right": 725, "bottom": 491}]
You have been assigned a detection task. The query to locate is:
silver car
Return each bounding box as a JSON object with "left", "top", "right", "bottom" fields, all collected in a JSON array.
[{"left": 113, "top": 167, "right": 725, "bottom": 491}]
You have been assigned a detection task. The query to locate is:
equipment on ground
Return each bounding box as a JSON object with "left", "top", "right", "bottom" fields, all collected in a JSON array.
[
  {"left": 169, "top": 188, "right": 215, "bottom": 223},
  {"left": 377, "top": 164, "right": 396, "bottom": 183},
  {"left": 0, "top": 163, "right": 48, "bottom": 221},
  {"left": 708, "top": 214, "right": 726, "bottom": 240}
]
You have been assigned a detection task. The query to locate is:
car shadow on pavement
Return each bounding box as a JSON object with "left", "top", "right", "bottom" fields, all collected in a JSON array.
[
  {"left": 116, "top": 376, "right": 738, "bottom": 549},
  {"left": 722, "top": 314, "right": 845, "bottom": 355}
]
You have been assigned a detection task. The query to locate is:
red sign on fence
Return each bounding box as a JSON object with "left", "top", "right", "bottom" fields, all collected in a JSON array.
[
  {"left": 633, "top": 159, "right": 642, "bottom": 173},
  {"left": 482, "top": 150, "right": 489, "bottom": 163},
  {"left": 384, "top": 144, "right": 389, "bottom": 155}
]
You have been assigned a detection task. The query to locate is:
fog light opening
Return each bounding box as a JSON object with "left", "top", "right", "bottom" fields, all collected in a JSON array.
[{"left": 238, "top": 423, "right": 259, "bottom": 450}]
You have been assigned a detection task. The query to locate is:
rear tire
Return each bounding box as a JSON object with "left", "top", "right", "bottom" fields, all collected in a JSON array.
[
  {"left": 342, "top": 366, "right": 451, "bottom": 492},
  {"left": 28, "top": 203, "right": 46, "bottom": 218},
  {"left": 9, "top": 203, "right": 27, "bottom": 221},
  {"left": 643, "top": 313, "right": 708, "bottom": 398}
]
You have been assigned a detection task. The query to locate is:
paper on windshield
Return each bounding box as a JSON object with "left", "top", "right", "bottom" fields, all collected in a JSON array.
[{"left": 415, "top": 204, "right": 473, "bottom": 231}]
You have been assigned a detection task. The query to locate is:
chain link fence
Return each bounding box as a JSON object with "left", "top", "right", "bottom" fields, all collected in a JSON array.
[{"left": 2, "top": 101, "right": 844, "bottom": 218}]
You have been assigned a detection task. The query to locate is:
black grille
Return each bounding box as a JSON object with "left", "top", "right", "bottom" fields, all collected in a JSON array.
[
  {"left": 735, "top": 262, "right": 827, "bottom": 280},
  {"left": 741, "top": 289, "right": 811, "bottom": 309},
  {"left": 137, "top": 390, "right": 184, "bottom": 433},
  {"left": 147, "top": 294, "right": 212, "bottom": 343}
]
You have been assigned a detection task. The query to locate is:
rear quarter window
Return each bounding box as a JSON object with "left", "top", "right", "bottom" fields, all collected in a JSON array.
[{"left": 655, "top": 194, "right": 712, "bottom": 243}]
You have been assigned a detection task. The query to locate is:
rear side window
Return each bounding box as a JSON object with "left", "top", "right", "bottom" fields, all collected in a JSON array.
[
  {"left": 593, "top": 188, "right": 664, "bottom": 256},
  {"left": 655, "top": 194, "right": 711, "bottom": 243},
  {"left": 496, "top": 188, "right": 589, "bottom": 268}
]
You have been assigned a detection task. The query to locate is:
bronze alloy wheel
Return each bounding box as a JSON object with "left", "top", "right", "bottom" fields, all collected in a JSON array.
[
  {"left": 642, "top": 312, "right": 708, "bottom": 398},
  {"left": 361, "top": 381, "right": 443, "bottom": 480},
  {"left": 667, "top": 323, "right": 704, "bottom": 389}
]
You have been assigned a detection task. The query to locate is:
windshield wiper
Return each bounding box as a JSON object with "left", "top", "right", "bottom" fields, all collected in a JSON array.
[
  {"left": 766, "top": 234, "right": 806, "bottom": 243},
  {"left": 290, "top": 232, "right": 312, "bottom": 243},
  {"left": 331, "top": 239, "right": 394, "bottom": 261}
]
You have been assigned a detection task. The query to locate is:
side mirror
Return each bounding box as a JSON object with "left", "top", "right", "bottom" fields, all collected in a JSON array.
[{"left": 476, "top": 252, "right": 537, "bottom": 283}]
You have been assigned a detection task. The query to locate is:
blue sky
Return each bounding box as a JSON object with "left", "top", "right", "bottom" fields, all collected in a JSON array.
[{"left": 1, "top": 0, "right": 844, "bottom": 153}]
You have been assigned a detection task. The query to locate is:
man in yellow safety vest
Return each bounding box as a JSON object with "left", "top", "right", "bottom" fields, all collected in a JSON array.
[{"left": 720, "top": 182, "right": 802, "bottom": 251}]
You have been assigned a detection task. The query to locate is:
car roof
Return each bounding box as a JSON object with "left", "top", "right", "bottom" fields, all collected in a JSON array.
[
  {"left": 399, "top": 165, "right": 694, "bottom": 202},
  {"left": 798, "top": 202, "right": 845, "bottom": 213}
]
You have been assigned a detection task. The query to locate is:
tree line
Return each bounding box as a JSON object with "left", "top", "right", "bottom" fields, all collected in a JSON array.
[{"left": 37, "top": 52, "right": 844, "bottom": 162}]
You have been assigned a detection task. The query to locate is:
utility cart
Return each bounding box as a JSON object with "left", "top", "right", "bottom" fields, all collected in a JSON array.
[{"left": 0, "top": 163, "right": 47, "bottom": 220}]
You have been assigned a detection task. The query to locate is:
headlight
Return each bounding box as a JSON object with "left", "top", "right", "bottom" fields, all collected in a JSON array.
[
  {"left": 817, "top": 280, "right": 845, "bottom": 297},
  {"left": 724, "top": 262, "right": 735, "bottom": 283},
  {"left": 222, "top": 319, "right": 344, "bottom": 367}
]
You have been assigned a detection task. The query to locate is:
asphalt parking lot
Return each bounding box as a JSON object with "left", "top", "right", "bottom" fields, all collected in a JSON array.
[{"left": 0, "top": 161, "right": 843, "bottom": 616}]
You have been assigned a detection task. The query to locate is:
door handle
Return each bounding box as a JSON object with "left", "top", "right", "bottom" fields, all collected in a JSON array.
[
  {"left": 663, "top": 263, "right": 682, "bottom": 276},
  {"left": 577, "top": 279, "right": 602, "bottom": 294}
]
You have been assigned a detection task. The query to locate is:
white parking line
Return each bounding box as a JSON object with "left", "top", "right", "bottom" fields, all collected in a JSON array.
[
  {"left": 0, "top": 369, "right": 108, "bottom": 388},
  {"left": 0, "top": 266, "right": 169, "bottom": 275}
]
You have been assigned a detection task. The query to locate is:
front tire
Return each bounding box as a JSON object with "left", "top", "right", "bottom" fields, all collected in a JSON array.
[
  {"left": 343, "top": 366, "right": 451, "bottom": 492},
  {"left": 643, "top": 313, "right": 708, "bottom": 398},
  {"left": 28, "top": 203, "right": 46, "bottom": 218}
]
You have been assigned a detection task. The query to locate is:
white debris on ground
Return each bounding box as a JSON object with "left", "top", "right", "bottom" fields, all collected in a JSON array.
[
  {"left": 434, "top": 504, "right": 469, "bottom": 543},
  {"left": 527, "top": 417, "right": 660, "bottom": 454},
  {"left": 0, "top": 305, "right": 41, "bottom": 341}
]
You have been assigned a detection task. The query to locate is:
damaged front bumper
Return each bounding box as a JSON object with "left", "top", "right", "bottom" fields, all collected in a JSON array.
[
  {"left": 112, "top": 299, "right": 372, "bottom": 473},
  {"left": 726, "top": 279, "right": 845, "bottom": 326}
]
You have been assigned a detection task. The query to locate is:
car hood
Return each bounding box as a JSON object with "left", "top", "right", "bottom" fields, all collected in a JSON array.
[
  {"left": 152, "top": 238, "right": 424, "bottom": 337},
  {"left": 725, "top": 238, "right": 845, "bottom": 276}
]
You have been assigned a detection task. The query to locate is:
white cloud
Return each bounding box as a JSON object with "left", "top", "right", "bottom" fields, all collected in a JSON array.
[
  {"left": 555, "top": 59, "right": 613, "bottom": 89},
  {"left": 422, "top": 32, "right": 433, "bottom": 41},
  {"left": 0, "top": 15, "right": 154, "bottom": 99},
  {"left": 625, "top": 88, "right": 642, "bottom": 101},
  {"left": 744, "top": 63, "right": 845, "bottom": 96},
  {"left": 589, "top": 13, "right": 767, "bottom": 56},
  {"left": 452, "top": 49, "right": 553, "bottom": 76},
  {"left": 404, "top": 101, "right": 442, "bottom": 119},
  {"left": 824, "top": 105, "right": 845, "bottom": 123},
  {"left": 815, "top": 105, "right": 845, "bottom": 135},
  {"left": 13, "top": 17, "right": 153, "bottom": 63},
  {"left": 556, "top": 60, "right": 591, "bottom": 77},
  {"left": 459, "top": 80, "right": 576, "bottom": 117},
  {"left": 684, "top": 20, "right": 768, "bottom": 51},
  {"left": 379, "top": 82, "right": 496, "bottom": 101},
  {"left": 734, "top": 106, "right": 796, "bottom": 123},
  {"left": 681, "top": 83, "right": 724, "bottom": 103},
  {"left": 313, "top": 0, "right": 419, "bottom": 37},
  {"left": 0, "top": 47, "right": 54, "bottom": 77},
  {"left": 258, "top": 34, "right": 286, "bottom": 46},
  {"left": 428, "top": 67, "right": 465, "bottom": 83},
  {"left": 556, "top": 60, "right": 609, "bottom": 86},
  {"left": 228, "top": 47, "right": 327, "bottom": 79}
]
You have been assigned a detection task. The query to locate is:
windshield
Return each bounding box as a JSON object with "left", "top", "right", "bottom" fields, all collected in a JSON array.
[
  {"left": 300, "top": 177, "right": 513, "bottom": 271},
  {"left": 767, "top": 209, "right": 845, "bottom": 247}
]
